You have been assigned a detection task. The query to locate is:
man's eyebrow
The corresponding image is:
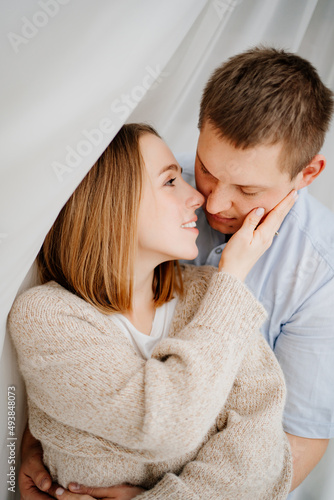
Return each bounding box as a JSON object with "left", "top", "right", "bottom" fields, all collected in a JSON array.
[
  {"left": 158, "top": 164, "right": 183, "bottom": 175},
  {"left": 196, "top": 151, "right": 205, "bottom": 166},
  {"left": 196, "top": 151, "right": 268, "bottom": 189},
  {"left": 196, "top": 151, "right": 215, "bottom": 177}
]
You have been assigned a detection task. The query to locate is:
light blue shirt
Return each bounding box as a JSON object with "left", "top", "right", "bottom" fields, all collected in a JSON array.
[{"left": 180, "top": 154, "right": 334, "bottom": 439}]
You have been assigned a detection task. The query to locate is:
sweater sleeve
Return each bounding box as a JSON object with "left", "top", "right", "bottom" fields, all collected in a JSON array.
[
  {"left": 9, "top": 270, "right": 266, "bottom": 460},
  {"left": 136, "top": 333, "right": 292, "bottom": 500}
]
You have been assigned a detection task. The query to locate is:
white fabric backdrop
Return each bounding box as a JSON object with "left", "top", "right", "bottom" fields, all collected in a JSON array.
[{"left": 1, "top": 1, "right": 333, "bottom": 498}]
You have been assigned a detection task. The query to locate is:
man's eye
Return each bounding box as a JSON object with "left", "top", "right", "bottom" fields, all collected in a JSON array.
[
  {"left": 165, "top": 177, "right": 176, "bottom": 186},
  {"left": 240, "top": 190, "right": 258, "bottom": 197},
  {"left": 200, "top": 164, "right": 210, "bottom": 175}
]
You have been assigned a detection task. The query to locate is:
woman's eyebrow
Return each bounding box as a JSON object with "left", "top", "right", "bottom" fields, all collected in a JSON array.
[{"left": 158, "top": 164, "right": 183, "bottom": 175}]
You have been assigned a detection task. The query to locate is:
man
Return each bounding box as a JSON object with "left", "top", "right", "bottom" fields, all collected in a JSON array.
[
  {"left": 20, "top": 47, "right": 334, "bottom": 499},
  {"left": 183, "top": 47, "right": 334, "bottom": 494}
]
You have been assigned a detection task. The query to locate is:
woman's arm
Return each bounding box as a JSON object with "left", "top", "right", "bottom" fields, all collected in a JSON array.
[
  {"left": 16, "top": 191, "right": 296, "bottom": 498},
  {"left": 58, "top": 332, "right": 293, "bottom": 500},
  {"left": 10, "top": 269, "right": 265, "bottom": 460},
  {"left": 134, "top": 333, "right": 293, "bottom": 499},
  {"left": 11, "top": 191, "right": 296, "bottom": 460}
]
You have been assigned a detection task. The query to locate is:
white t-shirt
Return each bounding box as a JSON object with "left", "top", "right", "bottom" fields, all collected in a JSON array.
[{"left": 110, "top": 297, "right": 178, "bottom": 360}]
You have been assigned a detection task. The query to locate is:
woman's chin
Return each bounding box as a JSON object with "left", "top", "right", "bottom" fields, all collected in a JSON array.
[
  {"left": 160, "top": 246, "right": 199, "bottom": 264},
  {"left": 178, "top": 247, "right": 199, "bottom": 261}
]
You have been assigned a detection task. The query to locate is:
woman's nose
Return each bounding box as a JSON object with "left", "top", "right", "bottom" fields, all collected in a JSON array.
[
  {"left": 190, "top": 187, "right": 204, "bottom": 209},
  {"left": 186, "top": 185, "right": 204, "bottom": 209}
]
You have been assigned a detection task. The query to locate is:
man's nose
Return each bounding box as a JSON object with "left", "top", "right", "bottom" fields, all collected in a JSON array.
[{"left": 206, "top": 183, "right": 233, "bottom": 214}]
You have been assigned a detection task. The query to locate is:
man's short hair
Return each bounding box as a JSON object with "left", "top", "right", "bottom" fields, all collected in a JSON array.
[{"left": 199, "top": 46, "right": 334, "bottom": 178}]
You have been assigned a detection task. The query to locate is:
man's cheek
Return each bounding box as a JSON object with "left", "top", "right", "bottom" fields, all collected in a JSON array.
[
  {"left": 196, "top": 182, "right": 211, "bottom": 201},
  {"left": 238, "top": 202, "right": 259, "bottom": 219},
  {"left": 236, "top": 202, "right": 266, "bottom": 226},
  {"left": 194, "top": 175, "right": 207, "bottom": 197}
]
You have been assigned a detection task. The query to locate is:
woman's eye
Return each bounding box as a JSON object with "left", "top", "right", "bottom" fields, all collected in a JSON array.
[{"left": 165, "top": 177, "right": 176, "bottom": 186}]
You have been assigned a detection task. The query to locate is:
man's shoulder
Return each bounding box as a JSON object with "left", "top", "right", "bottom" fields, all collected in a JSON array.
[
  {"left": 285, "top": 189, "right": 334, "bottom": 269},
  {"left": 245, "top": 189, "right": 334, "bottom": 319}
]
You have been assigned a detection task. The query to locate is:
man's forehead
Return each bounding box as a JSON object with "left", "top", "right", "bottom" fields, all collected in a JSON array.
[
  {"left": 198, "top": 124, "right": 283, "bottom": 158},
  {"left": 196, "top": 135, "right": 287, "bottom": 181},
  {"left": 198, "top": 157, "right": 264, "bottom": 188}
]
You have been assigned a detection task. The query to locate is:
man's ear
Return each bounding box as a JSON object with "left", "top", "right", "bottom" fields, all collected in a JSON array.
[{"left": 295, "top": 154, "right": 326, "bottom": 189}]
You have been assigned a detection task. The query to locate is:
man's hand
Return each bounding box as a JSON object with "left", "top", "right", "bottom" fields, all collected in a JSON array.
[
  {"left": 47, "top": 483, "right": 146, "bottom": 500},
  {"left": 19, "top": 424, "right": 55, "bottom": 499},
  {"left": 19, "top": 424, "right": 145, "bottom": 500},
  {"left": 286, "top": 433, "right": 329, "bottom": 491}
]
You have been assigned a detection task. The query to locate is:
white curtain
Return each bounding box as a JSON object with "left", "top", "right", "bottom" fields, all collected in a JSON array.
[{"left": 1, "top": 1, "right": 333, "bottom": 498}]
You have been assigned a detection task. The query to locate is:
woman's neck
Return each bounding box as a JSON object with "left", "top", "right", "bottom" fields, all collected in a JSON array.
[{"left": 124, "top": 266, "right": 156, "bottom": 336}]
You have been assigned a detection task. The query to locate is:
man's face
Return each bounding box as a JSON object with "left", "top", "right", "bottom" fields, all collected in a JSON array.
[{"left": 195, "top": 122, "right": 302, "bottom": 234}]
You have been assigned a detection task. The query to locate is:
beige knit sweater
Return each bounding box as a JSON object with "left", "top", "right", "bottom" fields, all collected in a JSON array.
[{"left": 9, "top": 265, "right": 292, "bottom": 499}]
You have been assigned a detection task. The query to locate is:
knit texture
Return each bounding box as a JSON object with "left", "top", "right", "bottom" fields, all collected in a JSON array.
[{"left": 9, "top": 265, "right": 292, "bottom": 498}]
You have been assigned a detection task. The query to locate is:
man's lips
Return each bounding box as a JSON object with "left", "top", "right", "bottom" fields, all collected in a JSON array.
[{"left": 207, "top": 212, "right": 237, "bottom": 224}]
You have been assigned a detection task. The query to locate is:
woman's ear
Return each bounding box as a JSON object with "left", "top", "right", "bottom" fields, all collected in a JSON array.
[{"left": 295, "top": 154, "right": 326, "bottom": 189}]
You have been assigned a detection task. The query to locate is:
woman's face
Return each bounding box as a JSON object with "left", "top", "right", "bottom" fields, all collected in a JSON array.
[{"left": 137, "top": 133, "right": 204, "bottom": 267}]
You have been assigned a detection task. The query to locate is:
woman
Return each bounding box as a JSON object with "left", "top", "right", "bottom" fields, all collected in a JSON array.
[{"left": 9, "top": 124, "right": 296, "bottom": 499}]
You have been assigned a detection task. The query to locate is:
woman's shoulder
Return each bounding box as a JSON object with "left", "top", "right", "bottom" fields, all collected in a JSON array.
[
  {"left": 9, "top": 281, "right": 87, "bottom": 326},
  {"left": 8, "top": 280, "right": 135, "bottom": 359}
]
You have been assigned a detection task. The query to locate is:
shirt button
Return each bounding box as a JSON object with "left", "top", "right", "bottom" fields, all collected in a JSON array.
[{"left": 215, "top": 248, "right": 223, "bottom": 254}]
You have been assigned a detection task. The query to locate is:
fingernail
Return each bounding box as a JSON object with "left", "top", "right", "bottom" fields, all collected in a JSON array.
[
  {"left": 40, "top": 478, "right": 47, "bottom": 490},
  {"left": 292, "top": 190, "right": 298, "bottom": 198},
  {"left": 70, "top": 483, "right": 80, "bottom": 491},
  {"left": 55, "top": 488, "right": 64, "bottom": 496},
  {"left": 255, "top": 207, "right": 265, "bottom": 216}
]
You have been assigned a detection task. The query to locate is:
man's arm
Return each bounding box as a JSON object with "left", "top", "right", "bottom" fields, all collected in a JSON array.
[
  {"left": 287, "top": 433, "right": 329, "bottom": 491},
  {"left": 273, "top": 275, "right": 334, "bottom": 491}
]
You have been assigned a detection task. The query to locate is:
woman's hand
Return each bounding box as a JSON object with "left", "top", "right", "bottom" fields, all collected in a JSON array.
[
  {"left": 48, "top": 483, "right": 146, "bottom": 500},
  {"left": 219, "top": 189, "right": 298, "bottom": 281}
]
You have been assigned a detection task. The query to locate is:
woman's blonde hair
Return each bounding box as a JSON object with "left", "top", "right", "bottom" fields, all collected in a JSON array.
[{"left": 37, "top": 123, "right": 183, "bottom": 314}]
